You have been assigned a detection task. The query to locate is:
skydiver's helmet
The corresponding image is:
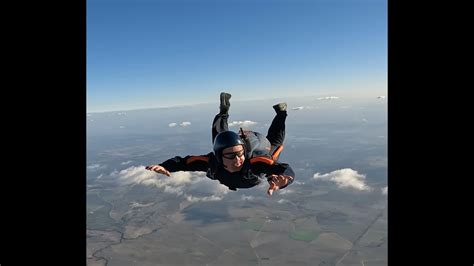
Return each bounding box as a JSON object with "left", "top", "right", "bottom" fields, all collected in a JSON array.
[{"left": 213, "top": 131, "right": 246, "bottom": 164}]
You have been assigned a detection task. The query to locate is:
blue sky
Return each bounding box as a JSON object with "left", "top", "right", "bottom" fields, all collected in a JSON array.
[{"left": 87, "top": 0, "right": 387, "bottom": 113}]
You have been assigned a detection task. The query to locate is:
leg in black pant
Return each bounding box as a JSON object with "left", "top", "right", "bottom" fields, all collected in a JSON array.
[
  {"left": 212, "top": 92, "right": 231, "bottom": 143},
  {"left": 267, "top": 103, "right": 287, "bottom": 160},
  {"left": 212, "top": 113, "right": 229, "bottom": 143}
]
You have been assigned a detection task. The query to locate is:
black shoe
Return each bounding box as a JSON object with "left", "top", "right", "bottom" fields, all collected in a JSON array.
[
  {"left": 273, "top": 102, "right": 287, "bottom": 113},
  {"left": 220, "top": 92, "right": 231, "bottom": 113}
]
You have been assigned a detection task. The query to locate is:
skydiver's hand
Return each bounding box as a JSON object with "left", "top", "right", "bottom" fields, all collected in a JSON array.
[
  {"left": 145, "top": 165, "right": 171, "bottom": 176},
  {"left": 266, "top": 174, "right": 293, "bottom": 196}
]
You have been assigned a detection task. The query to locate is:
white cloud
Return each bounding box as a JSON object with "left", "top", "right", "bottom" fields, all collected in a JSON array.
[
  {"left": 292, "top": 106, "right": 304, "bottom": 110},
  {"left": 180, "top": 121, "right": 191, "bottom": 127},
  {"left": 121, "top": 160, "right": 132, "bottom": 165},
  {"left": 381, "top": 186, "right": 388, "bottom": 195},
  {"left": 339, "top": 106, "right": 351, "bottom": 109},
  {"left": 87, "top": 114, "right": 92, "bottom": 117},
  {"left": 110, "top": 166, "right": 228, "bottom": 201},
  {"left": 377, "top": 96, "right": 386, "bottom": 99},
  {"left": 119, "top": 126, "right": 125, "bottom": 129},
  {"left": 313, "top": 168, "right": 371, "bottom": 191},
  {"left": 185, "top": 195, "right": 224, "bottom": 202},
  {"left": 241, "top": 195, "right": 255, "bottom": 201},
  {"left": 87, "top": 164, "right": 106, "bottom": 171},
  {"left": 278, "top": 189, "right": 294, "bottom": 195},
  {"left": 112, "top": 166, "right": 158, "bottom": 185},
  {"left": 168, "top": 171, "right": 196, "bottom": 185},
  {"left": 168, "top": 123, "right": 177, "bottom": 127},
  {"left": 163, "top": 185, "right": 185, "bottom": 196},
  {"left": 317, "top": 96, "right": 339, "bottom": 100},
  {"left": 117, "top": 112, "right": 126, "bottom": 116},
  {"left": 228, "top": 120, "right": 258, "bottom": 127},
  {"left": 87, "top": 164, "right": 102, "bottom": 170}
]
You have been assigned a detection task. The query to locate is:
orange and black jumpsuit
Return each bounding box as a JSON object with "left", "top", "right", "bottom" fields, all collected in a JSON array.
[
  {"left": 158, "top": 103, "right": 294, "bottom": 191},
  {"left": 159, "top": 152, "right": 295, "bottom": 191}
]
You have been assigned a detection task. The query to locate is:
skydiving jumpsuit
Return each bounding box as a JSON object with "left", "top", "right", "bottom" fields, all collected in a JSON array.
[{"left": 158, "top": 107, "right": 294, "bottom": 191}]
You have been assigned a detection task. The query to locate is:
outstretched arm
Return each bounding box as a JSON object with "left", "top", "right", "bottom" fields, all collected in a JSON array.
[{"left": 145, "top": 154, "right": 212, "bottom": 175}]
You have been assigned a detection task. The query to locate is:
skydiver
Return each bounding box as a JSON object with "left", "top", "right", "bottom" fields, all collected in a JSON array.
[{"left": 146, "top": 92, "right": 295, "bottom": 196}]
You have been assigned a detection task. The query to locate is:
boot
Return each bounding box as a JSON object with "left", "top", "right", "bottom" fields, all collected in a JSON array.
[
  {"left": 220, "top": 92, "right": 231, "bottom": 114},
  {"left": 273, "top": 102, "right": 287, "bottom": 113}
]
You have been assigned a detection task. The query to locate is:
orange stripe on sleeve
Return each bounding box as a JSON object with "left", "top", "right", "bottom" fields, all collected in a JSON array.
[
  {"left": 186, "top": 156, "right": 209, "bottom": 164},
  {"left": 250, "top": 157, "right": 275, "bottom": 165}
]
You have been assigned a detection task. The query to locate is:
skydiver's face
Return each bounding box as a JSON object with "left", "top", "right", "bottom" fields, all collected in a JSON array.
[{"left": 222, "top": 145, "right": 245, "bottom": 173}]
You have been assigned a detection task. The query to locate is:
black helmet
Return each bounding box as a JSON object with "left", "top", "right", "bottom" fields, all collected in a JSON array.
[{"left": 213, "top": 131, "right": 246, "bottom": 164}]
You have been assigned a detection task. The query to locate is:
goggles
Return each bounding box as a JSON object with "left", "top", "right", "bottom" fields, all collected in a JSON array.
[{"left": 222, "top": 150, "right": 245, "bottom": 159}]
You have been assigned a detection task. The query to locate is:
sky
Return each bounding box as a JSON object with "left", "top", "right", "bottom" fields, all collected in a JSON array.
[{"left": 87, "top": 0, "right": 387, "bottom": 113}]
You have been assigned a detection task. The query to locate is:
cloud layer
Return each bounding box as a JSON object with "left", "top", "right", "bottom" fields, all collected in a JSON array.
[
  {"left": 317, "top": 96, "right": 339, "bottom": 100},
  {"left": 110, "top": 166, "right": 229, "bottom": 202},
  {"left": 228, "top": 120, "right": 258, "bottom": 127},
  {"left": 168, "top": 121, "right": 192, "bottom": 127},
  {"left": 313, "top": 168, "right": 371, "bottom": 191}
]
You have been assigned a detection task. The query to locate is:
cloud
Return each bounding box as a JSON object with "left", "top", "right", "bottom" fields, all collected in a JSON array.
[
  {"left": 169, "top": 122, "right": 191, "bottom": 127},
  {"left": 87, "top": 164, "right": 106, "bottom": 171},
  {"left": 381, "top": 186, "right": 388, "bottom": 195},
  {"left": 277, "top": 199, "right": 289, "bottom": 204},
  {"left": 185, "top": 195, "right": 224, "bottom": 202},
  {"left": 228, "top": 120, "right": 258, "bottom": 127},
  {"left": 278, "top": 189, "right": 294, "bottom": 195},
  {"left": 291, "top": 106, "right": 317, "bottom": 111},
  {"left": 119, "top": 126, "right": 125, "bottom": 129},
  {"left": 313, "top": 168, "right": 371, "bottom": 191},
  {"left": 117, "top": 112, "right": 126, "bottom": 116},
  {"left": 110, "top": 166, "right": 228, "bottom": 201},
  {"left": 87, "top": 164, "right": 102, "bottom": 170},
  {"left": 121, "top": 160, "right": 133, "bottom": 165},
  {"left": 111, "top": 166, "right": 158, "bottom": 185},
  {"left": 241, "top": 195, "right": 255, "bottom": 201},
  {"left": 377, "top": 96, "right": 386, "bottom": 99},
  {"left": 317, "top": 96, "right": 339, "bottom": 100}
]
